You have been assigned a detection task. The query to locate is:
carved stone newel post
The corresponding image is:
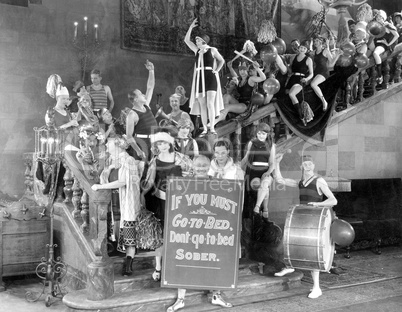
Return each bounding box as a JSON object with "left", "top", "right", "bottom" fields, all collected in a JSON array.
[{"left": 86, "top": 189, "right": 113, "bottom": 301}]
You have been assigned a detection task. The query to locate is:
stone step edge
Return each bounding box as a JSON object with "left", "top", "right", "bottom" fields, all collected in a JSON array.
[
  {"left": 159, "top": 280, "right": 312, "bottom": 312},
  {"left": 112, "top": 258, "right": 263, "bottom": 286},
  {"left": 63, "top": 272, "right": 303, "bottom": 311}
]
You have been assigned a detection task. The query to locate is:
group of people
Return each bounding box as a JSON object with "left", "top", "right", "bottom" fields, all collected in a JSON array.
[{"left": 47, "top": 11, "right": 402, "bottom": 310}]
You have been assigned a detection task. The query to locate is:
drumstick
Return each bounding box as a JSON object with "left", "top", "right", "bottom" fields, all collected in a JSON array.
[{"left": 234, "top": 50, "right": 255, "bottom": 63}]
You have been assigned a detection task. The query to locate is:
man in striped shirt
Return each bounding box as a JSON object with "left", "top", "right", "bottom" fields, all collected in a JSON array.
[{"left": 86, "top": 69, "right": 115, "bottom": 113}]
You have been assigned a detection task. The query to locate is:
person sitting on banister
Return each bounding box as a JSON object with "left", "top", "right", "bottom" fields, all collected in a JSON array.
[{"left": 215, "top": 58, "right": 266, "bottom": 124}]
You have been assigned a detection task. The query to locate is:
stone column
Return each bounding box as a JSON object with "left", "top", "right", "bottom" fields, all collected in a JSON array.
[
  {"left": 86, "top": 189, "right": 113, "bottom": 300},
  {"left": 86, "top": 257, "right": 114, "bottom": 301}
]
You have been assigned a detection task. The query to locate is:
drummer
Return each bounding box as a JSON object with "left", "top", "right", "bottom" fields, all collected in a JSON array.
[{"left": 274, "top": 154, "right": 337, "bottom": 299}]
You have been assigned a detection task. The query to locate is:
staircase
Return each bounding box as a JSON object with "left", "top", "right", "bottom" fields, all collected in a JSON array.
[
  {"left": 63, "top": 255, "right": 302, "bottom": 311},
  {"left": 56, "top": 48, "right": 402, "bottom": 311},
  {"left": 58, "top": 148, "right": 303, "bottom": 312}
]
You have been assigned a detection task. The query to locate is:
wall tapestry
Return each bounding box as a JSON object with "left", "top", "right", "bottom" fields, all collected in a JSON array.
[{"left": 121, "top": 0, "right": 280, "bottom": 58}]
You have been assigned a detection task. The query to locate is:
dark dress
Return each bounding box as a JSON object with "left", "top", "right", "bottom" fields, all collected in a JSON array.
[
  {"left": 286, "top": 55, "right": 311, "bottom": 89},
  {"left": 246, "top": 139, "right": 271, "bottom": 184},
  {"left": 313, "top": 50, "right": 329, "bottom": 79},
  {"left": 180, "top": 98, "right": 191, "bottom": 114},
  {"left": 152, "top": 158, "right": 182, "bottom": 230},
  {"left": 196, "top": 48, "right": 217, "bottom": 92},
  {"left": 299, "top": 176, "right": 324, "bottom": 204},
  {"left": 298, "top": 176, "right": 336, "bottom": 220},
  {"left": 238, "top": 78, "right": 255, "bottom": 104},
  {"left": 121, "top": 106, "right": 158, "bottom": 160},
  {"left": 374, "top": 28, "right": 397, "bottom": 52},
  {"left": 243, "top": 139, "right": 271, "bottom": 218}
]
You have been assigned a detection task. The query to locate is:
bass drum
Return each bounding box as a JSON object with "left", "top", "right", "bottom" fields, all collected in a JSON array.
[{"left": 283, "top": 205, "right": 335, "bottom": 272}]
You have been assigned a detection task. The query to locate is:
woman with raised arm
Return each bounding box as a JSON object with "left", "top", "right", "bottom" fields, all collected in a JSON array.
[
  {"left": 215, "top": 59, "right": 266, "bottom": 124},
  {"left": 185, "top": 18, "right": 225, "bottom": 136},
  {"left": 121, "top": 60, "right": 158, "bottom": 161}
]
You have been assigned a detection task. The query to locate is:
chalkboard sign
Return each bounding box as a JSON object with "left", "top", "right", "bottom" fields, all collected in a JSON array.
[{"left": 162, "top": 177, "right": 244, "bottom": 290}]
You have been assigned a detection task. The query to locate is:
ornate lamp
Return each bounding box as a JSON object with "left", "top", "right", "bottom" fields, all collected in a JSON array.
[
  {"left": 26, "top": 123, "right": 67, "bottom": 307},
  {"left": 34, "top": 124, "right": 65, "bottom": 164}
]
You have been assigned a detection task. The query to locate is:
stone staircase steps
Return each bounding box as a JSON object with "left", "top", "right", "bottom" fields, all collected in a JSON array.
[
  {"left": 63, "top": 258, "right": 303, "bottom": 312},
  {"left": 112, "top": 256, "right": 261, "bottom": 291}
]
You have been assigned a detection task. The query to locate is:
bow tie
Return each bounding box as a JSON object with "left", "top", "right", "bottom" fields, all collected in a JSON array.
[{"left": 177, "top": 138, "right": 189, "bottom": 142}]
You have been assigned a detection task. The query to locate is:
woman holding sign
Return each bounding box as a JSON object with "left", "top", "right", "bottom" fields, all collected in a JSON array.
[
  {"left": 167, "top": 155, "right": 233, "bottom": 312},
  {"left": 143, "top": 129, "right": 192, "bottom": 282}
]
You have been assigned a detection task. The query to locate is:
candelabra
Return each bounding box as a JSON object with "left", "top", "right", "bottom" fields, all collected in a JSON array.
[
  {"left": 72, "top": 16, "right": 102, "bottom": 83},
  {"left": 25, "top": 123, "right": 67, "bottom": 307}
]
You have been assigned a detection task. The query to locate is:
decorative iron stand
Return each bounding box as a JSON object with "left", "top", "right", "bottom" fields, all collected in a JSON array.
[{"left": 26, "top": 124, "right": 67, "bottom": 307}]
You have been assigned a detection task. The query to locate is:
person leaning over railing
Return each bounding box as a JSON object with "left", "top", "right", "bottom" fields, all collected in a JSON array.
[{"left": 368, "top": 10, "right": 399, "bottom": 84}]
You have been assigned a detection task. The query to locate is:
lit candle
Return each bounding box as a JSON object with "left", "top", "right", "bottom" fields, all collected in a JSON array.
[
  {"left": 55, "top": 138, "right": 60, "bottom": 156},
  {"left": 47, "top": 137, "right": 55, "bottom": 156},
  {"left": 74, "top": 22, "right": 78, "bottom": 40},
  {"left": 94, "top": 24, "right": 98, "bottom": 41},
  {"left": 84, "top": 16, "right": 88, "bottom": 35},
  {"left": 40, "top": 137, "right": 47, "bottom": 156}
]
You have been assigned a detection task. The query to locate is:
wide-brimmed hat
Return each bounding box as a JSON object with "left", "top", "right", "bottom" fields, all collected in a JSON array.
[{"left": 195, "top": 34, "right": 210, "bottom": 45}]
